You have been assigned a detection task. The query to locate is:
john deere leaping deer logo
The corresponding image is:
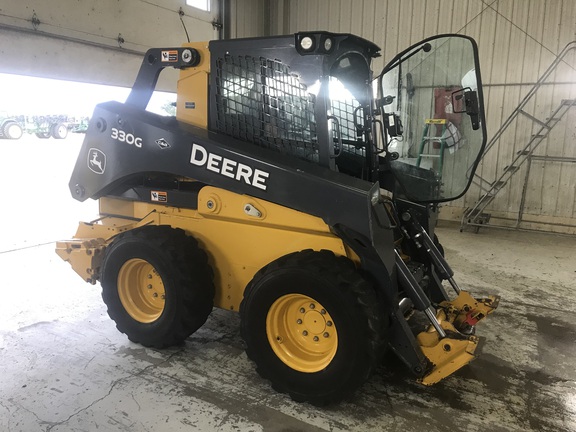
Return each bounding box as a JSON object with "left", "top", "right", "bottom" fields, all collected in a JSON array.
[{"left": 87, "top": 148, "right": 106, "bottom": 174}]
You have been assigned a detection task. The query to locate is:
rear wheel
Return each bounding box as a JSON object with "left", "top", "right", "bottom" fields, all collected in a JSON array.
[
  {"left": 100, "top": 226, "right": 214, "bottom": 348},
  {"left": 35, "top": 132, "right": 51, "bottom": 139},
  {"left": 51, "top": 122, "right": 68, "bottom": 139},
  {"left": 3, "top": 122, "right": 23, "bottom": 139},
  {"left": 240, "top": 250, "right": 386, "bottom": 405}
]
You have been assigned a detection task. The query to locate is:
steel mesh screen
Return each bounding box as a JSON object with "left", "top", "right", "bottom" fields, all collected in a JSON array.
[
  {"left": 214, "top": 55, "right": 320, "bottom": 162},
  {"left": 331, "top": 98, "right": 366, "bottom": 158}
]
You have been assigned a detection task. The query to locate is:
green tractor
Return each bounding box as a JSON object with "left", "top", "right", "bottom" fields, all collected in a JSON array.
[
  {"left": 0, "top": 114, "right": 24, "bottom": 139},
  {"left": 25, "top": 115, "right": 69, "bottom": 139}
]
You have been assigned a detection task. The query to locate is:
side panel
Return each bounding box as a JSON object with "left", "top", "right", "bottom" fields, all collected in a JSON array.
[
  {"left": 70, "top": 102, "right": 389, "bottom": 256},
  {"left": 99, "top": 188, "right": 352, "bottom": 311}
]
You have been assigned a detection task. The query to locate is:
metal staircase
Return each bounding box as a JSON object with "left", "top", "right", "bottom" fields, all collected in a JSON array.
[{"left": 461, "top": 41, "right": 576, "bottom": 232}]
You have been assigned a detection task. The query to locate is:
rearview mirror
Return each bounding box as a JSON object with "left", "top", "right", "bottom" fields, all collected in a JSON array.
[{"left": 452, "top": 88, "right": 480, "bottom": 130}]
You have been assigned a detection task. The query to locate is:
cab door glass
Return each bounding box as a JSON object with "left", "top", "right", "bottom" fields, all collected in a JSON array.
[{"left": 381, "top": 36, "right": 486, "bottom": 202}]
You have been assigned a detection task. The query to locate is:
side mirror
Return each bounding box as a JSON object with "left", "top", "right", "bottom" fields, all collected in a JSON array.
[
  {"left": 384, "top": 113, "right": 403, "bottom": 137},
  {"left": 452, "top": 88, "right": 480, "bottom": 130}
]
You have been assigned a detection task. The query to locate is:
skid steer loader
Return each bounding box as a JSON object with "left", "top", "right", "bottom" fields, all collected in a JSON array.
[{"left": 57, "top": 32, "right": 499, "bottom": 405}]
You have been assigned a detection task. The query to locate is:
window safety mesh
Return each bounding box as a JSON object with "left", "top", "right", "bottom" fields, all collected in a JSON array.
[
  {"left": 331, "top": 98, "right": 366, "bottom": 158},
  {"left": 214, "top": 55, "right": 319, "bottom": 162}
]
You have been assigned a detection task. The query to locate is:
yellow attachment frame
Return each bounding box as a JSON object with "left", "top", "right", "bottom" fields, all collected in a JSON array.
[
  {"left": 55, "top": 216, "right": 144, "bottom": 284},
  {"left": 418, "top": 291, "right": 500, "bottom": 385}
]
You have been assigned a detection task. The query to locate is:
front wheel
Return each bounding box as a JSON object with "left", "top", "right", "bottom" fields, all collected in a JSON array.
[
  {"left": 240, "top": 250, "right": 386, "bottom": 405},
  {"left": 100, "top": 226, "right": 215, "bottom": 348}
]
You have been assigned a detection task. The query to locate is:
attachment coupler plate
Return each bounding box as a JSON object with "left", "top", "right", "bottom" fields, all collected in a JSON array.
[{"left": 417, "top": 291, "right": 500, "bottom": 385}]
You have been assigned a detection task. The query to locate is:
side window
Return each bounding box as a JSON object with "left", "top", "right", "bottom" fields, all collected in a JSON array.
[{"left": 329, "top": 54, "right": 372, "bottom": 179}]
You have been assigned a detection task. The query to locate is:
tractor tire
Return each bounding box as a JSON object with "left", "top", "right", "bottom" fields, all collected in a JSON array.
[
  {"left": 35, "top": 132, "right": 51, "bottom": 139},
  {"left": 240, "top": 250, "right": 386, "bottom": 405},
  {"left": 51, "top": 122, "right": 68, "bottom": 139},
  {"left": 100, "top": 225, "right": 215, "bottom": 348},
  {"left": 2, "top": 121, "right": 23, "bottom": 139}
]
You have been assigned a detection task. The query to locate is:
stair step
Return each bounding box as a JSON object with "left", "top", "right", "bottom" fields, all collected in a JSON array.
[
  {"left": 480, "top": 193, "right": 494, "bottom": 201},
  {"left": 465, "top": 58, "right": 576, "bottom": 229},
  {"left": 467, "top": 211, "right": 491, "bottom": 223},
  {"left": 519, "top": 109, "right": 550, "bottom": 129}
]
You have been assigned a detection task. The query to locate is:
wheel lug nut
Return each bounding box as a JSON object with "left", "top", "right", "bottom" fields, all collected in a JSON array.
[
  {"left": 309, "top": 303, "right": 315, "bottom": 309},
  {"left": 147, "top": 284, "right": 153, "bottom": 289},
  {"left": 147, "top": 274, "right": 152, "bottom": 279},
  {"left": 327, "top": 321, "right": 333, "bottom": 327},
  {"left": 297, "top": 319, "right": 302, "bottom": 324},
  {"left": 153, "top": 293, "right": 158, "bottom": 298},
  {"left": 323, "top": 332, "right": 329, "bottom": 338},
  {"left": 299, "top": 308, "right": 305, "bottom": 313},
  {"left": 320, "top": 309, "right": 326, "bottom": 315},
  {"left": 161, "top": 294, "right": 165, "bottom": 299},
  {"left": 313, "top": 336, "right": 319, "bottom": 342},
  {"left": 302, "top": 330, "right": 308, "bottom": 336}
]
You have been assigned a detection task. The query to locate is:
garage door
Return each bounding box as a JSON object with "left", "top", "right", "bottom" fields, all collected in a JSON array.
[{"left": 0, "top": 0, "right": 219, "bottom": 91}]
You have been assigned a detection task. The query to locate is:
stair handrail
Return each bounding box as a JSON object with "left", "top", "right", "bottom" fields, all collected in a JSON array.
[
  {"left": 482, "top": 41, "right": 576, "bottom": 157},
  {"left": 462, "top": 42, "right": 576, "bottom": 229}
]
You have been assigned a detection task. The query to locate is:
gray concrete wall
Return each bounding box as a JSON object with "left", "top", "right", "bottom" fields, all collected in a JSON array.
[{"left": 0, "top": 0, "right": 219, "bottom": 90}]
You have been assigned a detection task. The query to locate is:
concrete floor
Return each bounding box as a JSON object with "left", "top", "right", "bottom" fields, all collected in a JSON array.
[{"left": 1, "top": 136, "right": 576, "bottom": 431}]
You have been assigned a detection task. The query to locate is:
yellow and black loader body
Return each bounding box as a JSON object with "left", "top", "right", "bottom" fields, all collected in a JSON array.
[{"left": 57, "top": 32, "right": 499, "bottom": 405}]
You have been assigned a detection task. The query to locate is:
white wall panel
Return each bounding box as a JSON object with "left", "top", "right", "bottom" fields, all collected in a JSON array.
[
  {"left": 271, "top": 0, "right": 576, "bottom": 232},
  {"left": 229, "top": 0, "right": 267, "bottom": 38}
]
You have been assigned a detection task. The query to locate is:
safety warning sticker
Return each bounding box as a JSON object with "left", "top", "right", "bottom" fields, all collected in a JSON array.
[
  {"left": 161, "top": 50, "right": 178, "bottom": 62},
  {"left": 151, "top": 191, "right": 168, "bottom": 203}
]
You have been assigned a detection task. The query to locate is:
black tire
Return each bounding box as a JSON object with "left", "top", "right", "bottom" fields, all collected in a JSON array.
[
  {"left": 3, "top": 121, "right": 23, "bottom": 139},
  {"left": 240, "top": 250, "right": 386, "bottom": 405},
  {"left": 35, "top": 132, "right": 51, "bottom": 139},
  {"left": 51, "top": 122, "right": 68, "bottom": 139},
  {"left": 100, "top": 225, "right": 214, "bottom": 348}
]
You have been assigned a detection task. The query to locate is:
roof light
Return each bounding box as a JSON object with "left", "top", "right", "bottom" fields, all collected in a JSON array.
[{"left": 300, "top": 36, "right": 314, "bottom": 51}]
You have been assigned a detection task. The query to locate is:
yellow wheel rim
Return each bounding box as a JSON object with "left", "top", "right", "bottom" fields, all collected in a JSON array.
[
  {"left": 266, "top": 294, "right": 338, "bottom": 373},
  {"left": 117, "top": 258, "right": 165, "bottom": 323}
]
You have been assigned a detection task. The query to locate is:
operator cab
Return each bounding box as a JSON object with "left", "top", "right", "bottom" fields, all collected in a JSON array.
[{"left": 208, "top": 32, "right": 486, "bottom": 203}]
